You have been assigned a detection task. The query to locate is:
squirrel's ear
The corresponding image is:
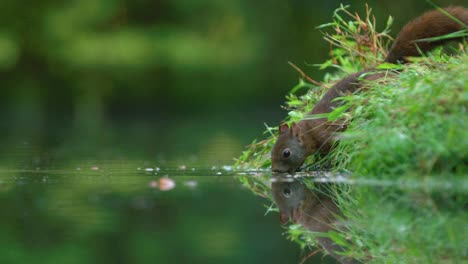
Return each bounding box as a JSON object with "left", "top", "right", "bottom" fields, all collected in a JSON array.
[
  {"left": 290, "top": 122, "right": 300, "bottom": 138},
  {"left": 279, "top": 123, "right": 289, "bottom": 134}
]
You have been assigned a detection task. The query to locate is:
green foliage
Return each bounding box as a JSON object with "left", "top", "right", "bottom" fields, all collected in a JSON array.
[
  {"left": 237, "top": 5, "right": 468, "bottom": 263},
  {"left": 0, "top": 0, "right": 309, "bottom": 115},
  {"left": 317, "top": 4, "right": 393, "bottom": 74},
  {"left": 236, "top": 4, "right": 394, "bottom": 171},
  {"left": 326, "top": 53, "right": 467, "bottom": 263},
  {"left": 334, "top": 55, "right": 468, "bottom": 177},
  {"left": 287, "top": 224, "right": 317, "bottom": 250}
]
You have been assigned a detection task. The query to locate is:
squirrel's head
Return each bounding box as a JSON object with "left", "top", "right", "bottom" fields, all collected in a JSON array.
[
  {"left": 271, "top": 178, "right": 307, "bottom": 224},
  {"left": 271, "top": 122, "right": 307, "bottom": 173}
]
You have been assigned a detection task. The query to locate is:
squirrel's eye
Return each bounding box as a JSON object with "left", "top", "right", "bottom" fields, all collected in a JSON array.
[
  {"left": 282, "top": 149, "right": 291, "bottom": 158},
  {"left": 283, "top": 187, "right": 291, "bottom": 197}
]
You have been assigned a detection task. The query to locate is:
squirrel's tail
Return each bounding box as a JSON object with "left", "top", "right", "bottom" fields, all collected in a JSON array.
[{"left": 385, "top": 6, "right": 468, "bottom": 64}]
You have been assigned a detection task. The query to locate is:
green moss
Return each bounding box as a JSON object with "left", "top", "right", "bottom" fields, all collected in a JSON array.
[{"left": 327, "top": 54, "right": 467, "bottom": 263}]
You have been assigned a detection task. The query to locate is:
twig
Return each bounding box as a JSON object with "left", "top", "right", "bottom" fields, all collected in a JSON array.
[
  {"left": 299, "top": 248, "right": 323, "bottom": 264},
  {"left": 288, "top": 61, "right": 322, "bottom": 86}
]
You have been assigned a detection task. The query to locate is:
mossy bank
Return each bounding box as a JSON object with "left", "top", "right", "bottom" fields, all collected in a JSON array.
[{"left": 237, "top": 5, "right": 467, "bottom": 263}]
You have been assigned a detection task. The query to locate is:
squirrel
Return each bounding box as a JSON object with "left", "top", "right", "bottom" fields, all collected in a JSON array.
[
  {"left": 272, "top": 176, "right": 358, "bottom": 264},
  {"left": 271, "top": 6, "right": 468, "bottom": 173}
]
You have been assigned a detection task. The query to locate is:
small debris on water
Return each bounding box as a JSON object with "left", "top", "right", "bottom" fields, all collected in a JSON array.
[
  {"left": 216, "top": 172, "right": 222, "bottom": 175},
  {"left": 184, "top": 180, "right": 198, "bottom": 188},
  {"left": 179, "top": 165, "right": 187, "bottom": 170},
  {"left": 145, "top": 168, "right": 154, "bottom": 172},
  {"left": 91, "top": 166, "right": 99, "bottom": 171},
  {"left": 222, "top": 165, "right": 233, "bottom": 171},
  {"left": 159, "top": 177, "right": 176, "bottom": 191},
  {"left": 149, "top": 180, "right": 158, "bottom": 188}
]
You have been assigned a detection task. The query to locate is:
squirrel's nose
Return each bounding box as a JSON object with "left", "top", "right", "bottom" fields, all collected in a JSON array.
[
  {"left": 271, "top": 164, "right": 281, "bottom": 172},
  {"left": 272, "top": 167, "right": 287, "bottom": 173}
]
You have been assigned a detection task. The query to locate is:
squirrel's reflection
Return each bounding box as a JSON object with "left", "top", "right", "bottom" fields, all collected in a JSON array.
[{"left": 271, "top": 176, "right": 357, "bottom": 264}]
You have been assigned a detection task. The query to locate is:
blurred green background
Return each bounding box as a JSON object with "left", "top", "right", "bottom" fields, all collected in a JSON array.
[
  {"left": 0, "top": 0, "right": 465, "bottom": 263},
  {"left": 1, "top": 0, "right": 465, "bottom": 162}
]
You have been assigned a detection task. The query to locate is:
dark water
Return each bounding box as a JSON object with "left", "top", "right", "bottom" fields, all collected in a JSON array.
[
  {"left": 5, "top": 114, "right": 464, "bottom": 264},
  {"left": 0, "top": 114, "right": 341, "bottom": 264},
  {"left": 0, "top": 167, "right": 294, "bottom": 264},
  {"left": 0, "top": 166, "right": 293, "bottom": 263}
]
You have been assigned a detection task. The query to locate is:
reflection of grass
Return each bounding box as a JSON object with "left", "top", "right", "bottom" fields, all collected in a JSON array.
[{"left": 237, "top": 5, "right": 467, "bottom": 263}]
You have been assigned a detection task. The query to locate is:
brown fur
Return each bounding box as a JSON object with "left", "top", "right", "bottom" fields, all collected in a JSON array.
[
  {"left": 272, "top": 178, "right": 358, "bottom": 263},
  {"left": 386, "top": 6, "right": 468, "bottom": 63},
  {"left": 271, "top": 6, "right": 468, "bottom": 173}
]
